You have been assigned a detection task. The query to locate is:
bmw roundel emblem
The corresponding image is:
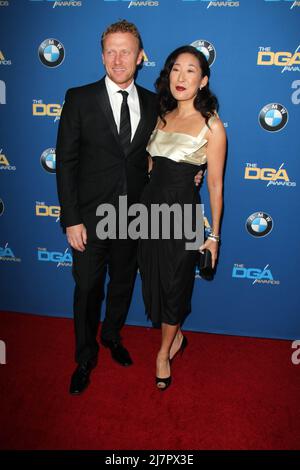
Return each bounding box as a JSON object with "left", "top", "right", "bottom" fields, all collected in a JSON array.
[
  {"left": 190, "top": 39, "right": 216, "bottom": 67},
  {"left": 0, "top": 198, "right": 4, "bottom": 216},
  {"left": 258, "top": 103, "right": 288, "bottom": 132},
  {"left": 38, "top": 39, "right": 65, "bottom": 68},
  {"left": 40, "top": 148, "right": 56, "bottom": 173},
  {"left": 246, "top": 212, "right": 273, "bottom": 237}
]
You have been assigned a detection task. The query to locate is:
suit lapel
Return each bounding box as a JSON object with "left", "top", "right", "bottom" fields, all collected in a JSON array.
[
  {"left": 94, "top": 78, "right": 125, "bottom": 157},
  {"left": 94, "top": 79, "right": 149, "bottom": 158}
]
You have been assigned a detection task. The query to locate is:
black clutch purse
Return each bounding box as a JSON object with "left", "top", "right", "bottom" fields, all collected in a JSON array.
[{"left": 198, "top": 248, "right": 214, "bottom": 280}]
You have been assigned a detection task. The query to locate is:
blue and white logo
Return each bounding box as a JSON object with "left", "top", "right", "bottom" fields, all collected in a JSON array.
[
  {"left": 103, "top": 0, "right": 159, "bottom": 6},
  {"left": 183, "top": 0, "right": 239, "bottom": 7},
  {"left": 259, "top": 103, "right": 288, "bottom": 132},
  {"left": 40, "top": 148, "right": 56, "bottom": 173},
  {"left": 38, "top": 39, "right": 65, "bottom": 67},
  {"left": 190, "top": 39, "right": 216, "bottom": 66},
  {"left": 30, "top": 0, "right": 81, "bottom": 8},
  {"left": 38, "top": 248, "right": 72, "bottom": 267},
  {"left": 246, "top": 212, "right": 273, "bottom": 237},
  {"left": 232, "top": 263, "right": 280, "bottom": 285},
  {"left": 0, "top": 243, "right": 21, "bottom": 262}
]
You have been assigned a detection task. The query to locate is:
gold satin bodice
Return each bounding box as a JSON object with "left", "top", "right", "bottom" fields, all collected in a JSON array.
[{"left": 146, "top": 114, "right": 217, "bottom": 166}]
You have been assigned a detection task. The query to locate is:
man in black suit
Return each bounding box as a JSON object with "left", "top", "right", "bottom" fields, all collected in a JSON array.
[{"left": 56, "top": 20, "right": 158, "bottom": 395}]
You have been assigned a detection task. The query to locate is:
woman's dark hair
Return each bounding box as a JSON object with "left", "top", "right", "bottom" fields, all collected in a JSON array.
[{"left": 155, "top": 45, "right": 219, "bottom": 126}]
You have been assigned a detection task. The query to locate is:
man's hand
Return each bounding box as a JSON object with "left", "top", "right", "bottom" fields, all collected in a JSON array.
[
  {"left": 194, "top": 169, "right": 204, "bottom": 186},
  {"left": 66, "top": 224, "right": 87, "bottom": 252}
]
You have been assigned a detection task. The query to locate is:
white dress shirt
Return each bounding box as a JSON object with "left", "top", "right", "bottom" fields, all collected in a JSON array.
[{"left": 105, "top": 75, "right": 141, "bottom": 142}]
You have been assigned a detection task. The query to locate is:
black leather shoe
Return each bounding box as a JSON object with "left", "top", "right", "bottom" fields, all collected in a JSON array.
[
  {"left": 101, "top": 339, "right": 133, "bottom": 367},
  {"left": 69, "top": 357, "right": 97, "bottom": 395}
]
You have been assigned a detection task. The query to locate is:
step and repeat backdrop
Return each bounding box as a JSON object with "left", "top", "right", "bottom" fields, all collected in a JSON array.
[{"left": 0, "top": 0, "right": 299, "bottom": 339}]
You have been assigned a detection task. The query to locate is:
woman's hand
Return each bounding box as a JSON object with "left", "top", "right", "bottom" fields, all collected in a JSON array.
[
  {"left": 199, "top": 238, "right": 219, "bottom": 269},
  {"left": 194, "top": 169, "right": 203, "bottom": 186},
  {"left": 148, "top": 155, "right": 153, "bottom": 173}
]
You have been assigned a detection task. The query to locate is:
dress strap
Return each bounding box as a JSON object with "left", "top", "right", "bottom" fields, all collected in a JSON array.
[
  {"left": 197, "top": 113, "right": 218, "bottom": 139},
  {"left": 197, "top": 123, "right": 209, "bottom": 140},
  {"left": 154, "top": 116, "right": 163, "bottom": 132}
]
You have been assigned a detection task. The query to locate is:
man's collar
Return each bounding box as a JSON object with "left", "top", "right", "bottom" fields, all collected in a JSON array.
[{"left": 105, "top": 75, "right": 135, "bottom": 95}]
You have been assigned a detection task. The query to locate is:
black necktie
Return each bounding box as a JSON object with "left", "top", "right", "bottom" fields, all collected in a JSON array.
[{"left": 118, "top": 90, "right": 131, "bottom": 155}]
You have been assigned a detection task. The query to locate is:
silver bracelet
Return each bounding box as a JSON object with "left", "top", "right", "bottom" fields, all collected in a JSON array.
[{"left": 208, "top": 233, "right": 220, "bottom": 242}]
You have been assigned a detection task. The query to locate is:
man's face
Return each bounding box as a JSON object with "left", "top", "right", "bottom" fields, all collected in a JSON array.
[{"left": 102, "top": 32, "right": 144, "bottom": 89}]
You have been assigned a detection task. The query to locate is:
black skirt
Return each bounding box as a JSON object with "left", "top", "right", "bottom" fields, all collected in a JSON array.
[{"left": 138, "top": 156, "right": 205, "bottom": 325}]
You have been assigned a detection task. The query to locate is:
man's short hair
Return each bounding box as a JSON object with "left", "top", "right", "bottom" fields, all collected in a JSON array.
[{"left": 101, "top": 19, "right": 143, "bottom": 50}]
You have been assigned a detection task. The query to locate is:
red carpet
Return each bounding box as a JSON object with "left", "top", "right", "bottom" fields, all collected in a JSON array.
[{"left": 0, "top": 311, "right": 299, "bottom": 450}]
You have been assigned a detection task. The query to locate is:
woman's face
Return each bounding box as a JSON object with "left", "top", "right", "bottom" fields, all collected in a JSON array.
[{"left": 169, "top": 52, "right": 207, "bottom": 102}]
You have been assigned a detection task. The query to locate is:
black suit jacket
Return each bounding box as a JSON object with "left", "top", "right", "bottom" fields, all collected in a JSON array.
[{"left": 56, "top": 78, "right": 157, "bottom": 228}]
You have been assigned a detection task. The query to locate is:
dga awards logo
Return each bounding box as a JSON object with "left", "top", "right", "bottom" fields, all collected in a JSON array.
[
  {"left": 33, "top": 100, "right": 62, "bottom": 122},
  {"left": 143, "top": 51, "right": 156, "bottom": 67},
  {"left": 264, "top": 0, "right": 300, "bottom": 10},
  {"left": 36, "top": 202, "right": 60, "bottom": 221},
  {"left": 38, "top": 247, "right": 72, "bottom": 267},
  {"left": 103, "top": 0, "right": 159, "bottom": 7},
  {"left": 246, "top": 212, "right": 273, "bottom": 238},
  {"left": 190, "top": 40, "right": 216, "bottom": 66},
  {"left": 30, "top": 0, "right": 82, "bottom": 7},
  {"left": 0, "top": 150, "right": 16, "bottom": 171},
  {"left": 0, "top": 1, "right": 9, "bottom": 6},
  {"left": 182, "top": 0, "right": 239, "bottom": 7},
  {"left": 38, "top": 39, "right": 65, "bottom": 67},
  {"left": 0, "top": 198, "right": 4, "bottom": 216},
  {"left": 232, "top": 263, "right": 280, "bottom": 285},
  {"left": 0, "top": 243, "right": 21, "bottom": 263},
  {"left": 0, "top": 50, "right": 12, "bottom": 65},
  {"left": 40, "top": 148, "right": 56, "bottom": 173},
  {"left": 0, "top": 80, "right": 5, "bottom": 104},
  {"left": 258, "top": 103, "right": 288, "bottom": 132},
  {"left": 244, "top": 163, "right": 296, "bottom": 188},
  {"left": 257, "top": 46, "right": 300, "bottom": 72}
]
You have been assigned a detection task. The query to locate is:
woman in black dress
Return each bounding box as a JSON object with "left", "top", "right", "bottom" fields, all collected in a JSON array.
[{"left": 138, "top": 46, "right": 226, "bottom": 390}]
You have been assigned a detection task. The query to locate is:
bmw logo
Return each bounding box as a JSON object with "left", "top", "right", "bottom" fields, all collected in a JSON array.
[
  {"left": 259, "top": 103, "right": 288, "bottom": 132},
  {"left": 0, "top": 198, "right": 4, "bottom": 216},
  {"left": 246, "top": 212, "right": 273, "bottom": 237},
  {"left": 40, "top": 148, "right": 56, "bottom": 173},
  {"left": 190, "top": 40, "right": 216, "bottom": 67},
  {"left": 38, "top": 39, "right": 65, "bottom": 68}
]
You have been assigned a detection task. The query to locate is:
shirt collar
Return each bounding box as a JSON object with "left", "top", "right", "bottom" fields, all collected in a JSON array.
[{"left": 105, "top": 75, "right": 135, "bottom": 96}]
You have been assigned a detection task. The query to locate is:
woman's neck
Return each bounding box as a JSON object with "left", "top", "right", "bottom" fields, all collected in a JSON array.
[{"left": 173, "top": 99, "right": 197, "bottom": 119}]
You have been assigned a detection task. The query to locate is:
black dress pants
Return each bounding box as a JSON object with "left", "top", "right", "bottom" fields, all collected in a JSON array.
[{"left": 72, "top": 222, "right": 138, "bottom": 364}]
